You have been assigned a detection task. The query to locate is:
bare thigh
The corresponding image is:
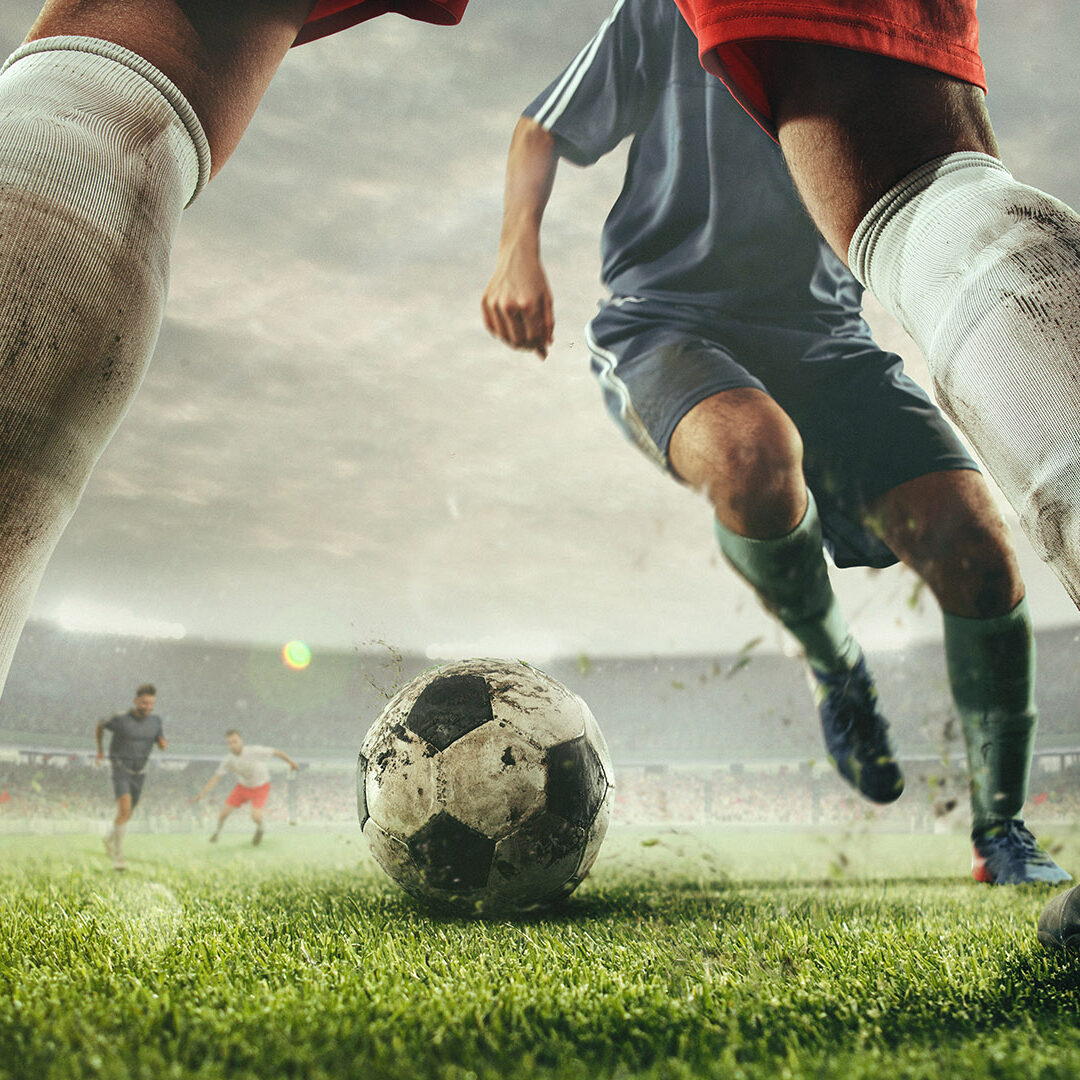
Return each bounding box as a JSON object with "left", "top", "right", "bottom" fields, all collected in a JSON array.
[
  {"left": 26, "top": 0, "right": 318, "bottom": 176},
  {"left": 748, "top": 41, "right": 1000, "bottom": 258}
]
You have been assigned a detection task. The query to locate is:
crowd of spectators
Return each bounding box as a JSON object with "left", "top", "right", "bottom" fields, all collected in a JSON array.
[
  {"left": 4, "top": 622, "right": 1079, "bottom": 768},
  {"left": 4, "top": 755, "right": 1079, "bottom": 835},
  {"left": 0, "top": 758, "right": 303, "bottom": 833}
]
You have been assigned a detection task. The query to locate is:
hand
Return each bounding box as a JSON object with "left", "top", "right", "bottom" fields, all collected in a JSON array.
[
  {"left": 94, "top": 752, "right": 104, "bottom": 766},
  {"left": 481, "top": 248, "right": 554, "bottom": 359}
]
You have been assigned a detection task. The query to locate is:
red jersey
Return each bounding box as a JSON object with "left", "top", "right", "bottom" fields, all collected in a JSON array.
[
  {"left": 297, "top": 0, "right": 468, "bottom": 46},
  {"left": 673, "top": 0, "right": 985, "bottom": 128}
]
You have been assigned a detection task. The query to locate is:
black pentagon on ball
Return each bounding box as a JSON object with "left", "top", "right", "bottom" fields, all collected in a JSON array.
[
  {"left": 405, "top": 674, "right": 494, "bottom": 751},
  {"left": 545, "top": 734, "right": 609, "bottom": 830},
  {"left": 407, "top": 811, "right": 495, "bottom": 892},
  {"left": 356, "top": 751, "right": 369, "bottom": 828}
]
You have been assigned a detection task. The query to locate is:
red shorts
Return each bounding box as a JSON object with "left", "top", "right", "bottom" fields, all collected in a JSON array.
[
  {"left": 225, "top": 782, "right": 271, "bottom": 809},
  {"left": 673, "top": 0, "right": 985, "bottom": 128},
  {"left": 296, "top": 0, "right": 468, "bottom": 46}
]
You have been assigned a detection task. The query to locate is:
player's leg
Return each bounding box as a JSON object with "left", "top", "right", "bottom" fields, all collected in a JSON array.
[
  {"left": 865, "top": 469, "right": 1020, "bottom": 620},
  {"left": 591, "top": 306, "right": 905, "bottom": 802},
  {"left": 209, "top": 806, "right": 230, "bottom": 842},
  {"left": 589, "top": 309, "right": 842, "bottom": 667},
  {"left": 0, "top": 0, "right": 316, "bottom": 697},
  {"left": 250, "top": 783, "right": 271, "bottom": 844},
  {"left": 868, "top": 468, "right": 1070, "bottom": 884},
  {"left": 26, "top": 0, "right": 317, "bottom": 176},
  {"left": 670, "top": 390, "right": 902, "bottom": 804},
  {"left": 671, "top": 389, "right": 853, "bottom": 667},
  {"left": 750, "top": 41, "right": 1080, "bottom": 612},
  {"left": 109, "top": 786, "right": 137, "bottom": 869},
  {"left": 589, "top": 306, "right": 902, "bottom": 802},
  {"left": 104, "top": 788, "right": 131, "bottom": 860},
  {"left": 210, "top": 792, "right": 241, "bottom": 841}
]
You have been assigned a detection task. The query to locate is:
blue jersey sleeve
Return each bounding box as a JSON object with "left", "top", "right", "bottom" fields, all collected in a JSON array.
[{"left": 522, "top": 0, "right": 671, "bottom": 166}]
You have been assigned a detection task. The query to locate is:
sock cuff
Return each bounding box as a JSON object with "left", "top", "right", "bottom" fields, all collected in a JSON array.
[
  {"left": 3, "top": 35, "right": 211, "bottom": 205},
  {"left": 942, "top": 595, "right": 1033, "bottom": 639},
  {"left": 714, "top": 490, "right": 845, "bottom": 650},
  {"left": 713, "top": 489, "right": 820, "bottom": 554},
  {"left": 847, "top": 151, "right": 1012, "bottom": 288}
]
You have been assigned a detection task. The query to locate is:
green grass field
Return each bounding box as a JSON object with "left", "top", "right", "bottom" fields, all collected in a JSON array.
[{"left": 3, "top": 825, "right": 1080, "bottom": 1079}]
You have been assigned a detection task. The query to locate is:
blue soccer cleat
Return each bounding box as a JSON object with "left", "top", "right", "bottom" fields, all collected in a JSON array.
[
  {"left": 971, "top": 818, "right": 1072, "bottom": 885},
  {"left": 809, "top": 656, "right": 904, "bottom": 804},
  {"left": 1037, "top": 884, "right": 1080, "bottom": 951}
]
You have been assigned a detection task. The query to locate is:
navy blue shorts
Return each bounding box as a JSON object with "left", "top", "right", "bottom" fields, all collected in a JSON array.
[
  {"left": 586, "top": 296, "right": 978, "bottom": 568},
  {"left": 110, "top": 763, "right": 147, "bottom": 808}
]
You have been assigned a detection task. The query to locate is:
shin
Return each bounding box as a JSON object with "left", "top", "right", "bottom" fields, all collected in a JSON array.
[{"left": 0, "top": 38, "right": 208, "bottom": 692}]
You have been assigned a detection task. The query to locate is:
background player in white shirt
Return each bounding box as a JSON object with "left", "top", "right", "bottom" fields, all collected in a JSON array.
[{"left": 193, "top": 729, "right": 298, "bottom": 846}]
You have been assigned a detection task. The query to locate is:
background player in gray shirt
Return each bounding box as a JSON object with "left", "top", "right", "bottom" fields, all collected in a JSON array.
[
  {"left": 482, "top": 0, "right": 1067, "bottom": 885},
  {"left": 94, "top": 682, "right": 166, "bottom": 870}
]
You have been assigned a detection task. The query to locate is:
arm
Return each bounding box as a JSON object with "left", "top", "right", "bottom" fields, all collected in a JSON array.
[
  {"left": 94, "top": 719, "right": 107, "bottom": 764},
  {"left": 273, "top": 748, "right": 299, "bottom": 771},
  {"left": 193, "top": 772, "right": 222, "bottom": 803},
  {"left": 481, "top": 116, "right": 560, "bottom": 359}
]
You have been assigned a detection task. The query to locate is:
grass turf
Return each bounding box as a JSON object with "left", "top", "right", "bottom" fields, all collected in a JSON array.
[{"left": 2, "top": 825, "right": 1080, "bottom": 1079}]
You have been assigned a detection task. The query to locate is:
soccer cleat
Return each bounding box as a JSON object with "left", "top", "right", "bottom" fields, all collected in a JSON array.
[
  {"left": 112, "top": 855, "right": 127, "bottom": 872},
  {"left": 1037, "top": 885, "right": 1080, "bottom": 951},
  {"left": 809, "top": 657, "right": 904, "bottom": 804},
  {"left": 971, "top": 818, "right": 1072, "bottom": 885},
  {"left": 252, "top": 828, "right": 263, "bottom": 846},
  {"left": 209, "top": 832, "right": 219, "bottom": 843}
]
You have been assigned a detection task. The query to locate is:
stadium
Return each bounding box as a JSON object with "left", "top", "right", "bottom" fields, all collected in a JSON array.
[
  {"left": 4, "top": 622, "right": 1080, "bottom": 841},
  {"left": 4, "top": 623, "right": 1080, "bottom": 1080}
]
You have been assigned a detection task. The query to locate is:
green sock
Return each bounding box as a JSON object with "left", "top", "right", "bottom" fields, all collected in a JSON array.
[
  {"left": 714, "top": 491, "right": 859, "bottom": 674},
  {"left": 943, "top": 597, "right": 1037, "bottom": 833}
]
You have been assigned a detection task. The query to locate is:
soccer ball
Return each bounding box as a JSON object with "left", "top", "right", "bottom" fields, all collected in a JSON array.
[{"left": 357, "top": 658, "right": 614, "bottom": 914}]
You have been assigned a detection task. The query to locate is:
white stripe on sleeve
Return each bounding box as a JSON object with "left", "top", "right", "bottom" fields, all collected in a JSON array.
[{"left": 532, "top": 0, "right": 629, "bottom": 129}]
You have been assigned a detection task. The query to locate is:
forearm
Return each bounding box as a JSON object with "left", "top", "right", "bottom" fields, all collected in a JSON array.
[
  {"left": 497, "top": 116, "right": 559, "bottom": 257},
  {"left": 483, "top": 116, "right": 562, "bottom": 356}
]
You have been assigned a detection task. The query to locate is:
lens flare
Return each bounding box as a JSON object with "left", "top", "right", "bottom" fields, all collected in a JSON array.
[{"left": 281, "top": 640, "right": 312, "bottom": 671}]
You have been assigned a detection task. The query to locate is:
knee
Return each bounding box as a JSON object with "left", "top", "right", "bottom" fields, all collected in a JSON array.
[
  {"left": 873, "top": 472, "right": 1024, "bottom": 616},
  {"left": 711, "top": 419, "right": 806, "bottom": 536},
  {"left": 724, "top": 431, "right": 801, "bottom": 508},
  {"left": 672, "top": 391, "right": 806, "bottom": 535},
  {"left": 908, "top": 518, "right": 1022, "bottom": 617}
]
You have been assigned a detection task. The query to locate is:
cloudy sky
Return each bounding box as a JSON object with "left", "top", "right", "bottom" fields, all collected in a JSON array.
[{"left": 3, "top": 0, "right": 1079, "bottom": 660}]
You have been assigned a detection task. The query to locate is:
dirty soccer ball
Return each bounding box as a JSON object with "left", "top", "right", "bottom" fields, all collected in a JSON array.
[{"left": 358, "top": 658, "right": 614, "bottom": 914}]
